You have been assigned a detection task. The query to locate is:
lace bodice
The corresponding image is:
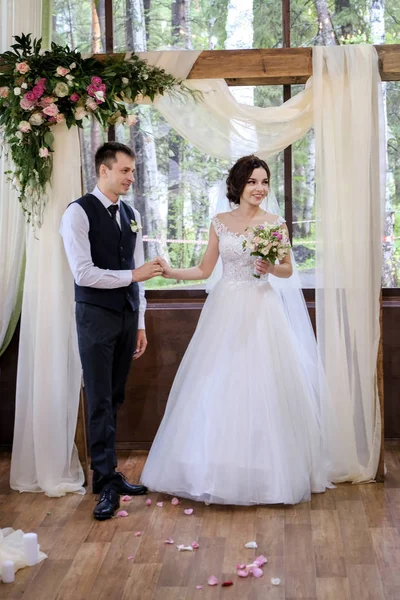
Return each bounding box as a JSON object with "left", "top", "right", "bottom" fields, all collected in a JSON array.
[{"left": 212, "top": 215, "right": 286, "bottom": 284}]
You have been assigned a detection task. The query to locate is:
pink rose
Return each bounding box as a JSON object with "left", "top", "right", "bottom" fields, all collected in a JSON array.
[
  {"left": 0, "top": 86, "right": 9, "bottom": 98},
  {"left": 48, "top": 116, "right": 57, "bottom": 124},
  {"left": 20, "top": 96, "right": 36, "bottom": 110},
  {"left": 32, "top": 84, "right": 45, "bottom": 99},
  {"left": 56, "top": 113, "right": 65, "bottom": 123},
  {"left": 70, "top": 92, "right": 80, "bottom": 102},
  {"left": 25, "top": 91, "right": 37, "bottom": 103},
  {"left": 39, "top": 147, "right": 49, "bottom": 158},
  {"left": 56, "top": 66, "right": 70, "bottom": 76},
  {"left": 91, "top": 76, "right": 103, "bottom": 86},
  {"left": 16, "top": 62, "right": 30, "bottom": 74},
  {"left": 40, "top": 96, "right": 57, "bottom": 107},
  {"left": 42, "top": 103, "right": 59, "bottom": 117}
]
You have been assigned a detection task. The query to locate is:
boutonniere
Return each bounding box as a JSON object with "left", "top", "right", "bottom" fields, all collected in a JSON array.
[{"left": 130, "top": 219, "right": 142, "bottom": 233}]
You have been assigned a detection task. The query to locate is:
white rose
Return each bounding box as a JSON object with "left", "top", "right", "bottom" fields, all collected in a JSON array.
[
  {"left": 21, "top": 83, "right": 28, "bottom": 89},
  {"left": 29, "top": 112, "right": 44, "bottom": 126},
  {"left": 122, "top": 77, "right": 129, "bottom": 85},
  {"left": 74, "top": 107, "right": 88, "bottom": 120},
  {"left": 69, "top": 62, "right": 76, "bottom": 69},
  {"left": 66, "top": 74, "right": 74, "bottom": 81},
  {"left": 14, "top": 87, "right": 22, "bottom": 96},
  {"left": 85, "top": 97, "right": 98, "bottom": 111}
]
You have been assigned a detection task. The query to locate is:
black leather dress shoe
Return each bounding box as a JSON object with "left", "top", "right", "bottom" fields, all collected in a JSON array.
[
  {"left": 92, "top": 471, "right": 148, "bottom": 495},
  {"left": 93, "top": 486, "right": 120, "bottom": 520},
  {"left": 111, "top": 472, "right": 148, "bottom": 496}
]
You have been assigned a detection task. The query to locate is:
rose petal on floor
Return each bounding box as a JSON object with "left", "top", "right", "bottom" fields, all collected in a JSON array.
[
  {"left": 164, "top": 538, "right": 174, "bottom": 544},
  {"left": 184, "top": 508, "right": 194, "bottom": 515},
  {"left": 134, "top": 531, "right": 142, "bottom": 537},
  {"left": 254, "top": 554, "right": 268, "bottom": 567},
  {"left": 244, "top": 541, "right": 258, "bottom": 549},
  {"left": 195, "top": 585, "right": 203, "bottom": 590},
  {"left": 192, "top": 541, "right": 200, "bottom": 549},
  {"left": 237, "top": 569, "right": 249, "bottom": 578},
  {"left": 156, "top": 502, "right": 164, "bottom": 507},
  {"left": 171, "top": 497, "right": 180, "bottom": 505},
  {"left": 207, "top": 575, "right": 219, "bottom": 586},
  {"left": 222, "top": 581, "right": 233, "bottom": 587},
  {"left": 127, "top": 555, "right": 134, "bottom": 560},
  {"left": 145, "top": 498, "right": 152, "bottom": 506},
  {"left": 236, "top": 564, "right": 246, "bottom": 570},
  {"left": 117, "top": 510, "right": 129, "bottom": 518},
  {"left": 122, "top": 495, "right": 132, "bottom": 502},
  {"left": 252, "top": 567, "right": 263, "bottom": 578},
  {"left": 271, "top": 578, "right": 281, "bottom": 585}
]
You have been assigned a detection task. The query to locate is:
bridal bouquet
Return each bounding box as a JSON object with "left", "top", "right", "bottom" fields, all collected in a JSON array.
[{"left": 242, "top": 223, "right": 291, "bottom": 278}]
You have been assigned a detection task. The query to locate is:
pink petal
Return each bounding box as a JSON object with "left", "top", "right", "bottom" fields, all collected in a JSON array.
[
  {"left": 156, "top": 502, "right": 164, "bottom": 507},
  {"left": 252, "top": 567, "right": 263, "bottom": 578},
  {"left": 134, "top": 531, "right": 142, "bottom": 537},
  {"left": 122, "top": 495, "right": 132, "bottom": 502},
  {"left": 236, "top": 564, "right": 246, "bottom": 570},
  {"left": 184, "top": 508, "right": 194, "bottom": 515},
  {"left": 222, "top": 581, "right": 233, "bottom": 587},
  {"left": 171, "top": 497, "right": 180, "bottom": 505},
  {"left": 145, "top": 498, "right": 152, "bottom": 506},
  {"left": 127, "top": 555, "right": 134, "bottom": 560},
  {"left": 237, "top": 569, "right": 249, "bottom": 578},
  {"left": 207, "top": 575, "right": 219, "bottom": 586},
  {"left": 164, "top": 538, "right": 174, "bottom": 544},
  {"left": 254, "top": 554, "right": 268, "bottom": 567},
  {"left": 195, "top": 585, "right": 203, "bottom": 590},
  {"left": 192, "top": 541, "right": 200, "bottom": 549},
  {"left": 117, "top": 510, "right": 129, "bottom": 518}
]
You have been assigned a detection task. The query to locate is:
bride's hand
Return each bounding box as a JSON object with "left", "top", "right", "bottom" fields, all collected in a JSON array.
[
  {"left": 255, "top": 258, "right": 274, "bottom": 275},
  {"left": 156, "top": 257, "right": 174, "bottom": 279}
]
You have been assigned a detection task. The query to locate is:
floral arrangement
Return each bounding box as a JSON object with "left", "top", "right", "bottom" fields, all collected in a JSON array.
[
  {"left": 0, "top": 33, "right": 191, "bottom": 226},
  {"left": 243, "top": 222, "right": 291, "bottom": 278}
]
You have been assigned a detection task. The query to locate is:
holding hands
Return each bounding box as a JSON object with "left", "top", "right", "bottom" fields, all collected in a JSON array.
[{"left": 132, "top": 257, "right": 165, "bottom": 282}]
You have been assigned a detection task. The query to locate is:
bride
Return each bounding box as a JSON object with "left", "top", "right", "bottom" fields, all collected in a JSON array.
[{"left": 140, "top": 155, "right": 332, "bottom": 505}]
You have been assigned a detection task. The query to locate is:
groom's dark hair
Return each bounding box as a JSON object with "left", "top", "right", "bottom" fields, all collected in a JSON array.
[{"left": 95, "top": 142, "right": 136, "bottom": 176}]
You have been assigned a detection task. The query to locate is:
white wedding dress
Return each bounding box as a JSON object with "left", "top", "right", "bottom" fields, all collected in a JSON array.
[{"left": 140, "top": 215, "right": 331, "bottom": 505}]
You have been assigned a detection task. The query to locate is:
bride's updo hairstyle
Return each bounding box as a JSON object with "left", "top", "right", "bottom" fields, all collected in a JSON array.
[{"left": 226, "top": 155, "right": 270, "bottom": 205}]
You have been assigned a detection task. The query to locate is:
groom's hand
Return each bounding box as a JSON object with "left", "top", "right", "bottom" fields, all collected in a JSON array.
[
  {"left": 132, "top": 259, "right": 163, "bottom": 282},
  {"left": 133, "top": 329, "right": 147, "bottom": 360}
]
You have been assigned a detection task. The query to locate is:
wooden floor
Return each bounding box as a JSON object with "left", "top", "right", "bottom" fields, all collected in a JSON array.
[{"left": 1, "top": 443, "right": 400, "bottom": 600}]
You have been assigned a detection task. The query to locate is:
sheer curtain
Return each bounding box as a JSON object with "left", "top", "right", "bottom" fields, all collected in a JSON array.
[
  {"left": 313, "top": 46, "right": 384, "bottom": 482},
  {"left": 10, "top": 123, "right": 85, "bottom": 496},
  {"left": 0, "top": 0, "right": 42, "bottom": 353}
]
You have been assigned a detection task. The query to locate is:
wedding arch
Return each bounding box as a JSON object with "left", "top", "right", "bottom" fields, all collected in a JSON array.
[{"left": 1, "top": 16, "right": 388, "bottom": 494}]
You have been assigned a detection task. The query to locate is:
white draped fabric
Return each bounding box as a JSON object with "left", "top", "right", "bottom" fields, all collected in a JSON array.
[
  {"left": 10, "top": 124, "right": 85, "bottom": 496},
  {"left": 0, "top": 0, "right": 42, "bottom": 351},
  {"left": 313, "top": 46, "right": 384, "bottom": 482},
  {"left": 10, "top": 44, "right": 383, "bottom": 494}
]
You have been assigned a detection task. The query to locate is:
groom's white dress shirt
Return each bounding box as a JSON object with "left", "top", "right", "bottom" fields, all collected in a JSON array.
[{"left": 60, "top": 186, "right": 147, "bottom": 329}]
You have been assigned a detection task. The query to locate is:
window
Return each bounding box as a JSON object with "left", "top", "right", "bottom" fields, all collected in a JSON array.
[{"left": 52, "top": 0, "right": 400, "bottom": 289}]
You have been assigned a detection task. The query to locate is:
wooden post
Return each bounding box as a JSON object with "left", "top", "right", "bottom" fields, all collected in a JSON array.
[
  {"left": 73, "top": 135, "right": 90, "bottom": 487},
  {"left": 376, "top": 290, "right": 385, "bottom": 482},
  {"left": 75, "top": 382, "right": 89, "bottom": 486}
]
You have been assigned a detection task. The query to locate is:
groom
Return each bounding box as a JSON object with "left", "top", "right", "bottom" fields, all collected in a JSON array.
[{"left": 60, "top": 141, "right": 163, "bottom": 519}]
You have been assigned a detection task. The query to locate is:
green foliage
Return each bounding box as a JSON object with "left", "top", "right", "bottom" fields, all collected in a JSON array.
[{"left": 0, "top": 33, "right": 189, "bottom": 226}]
